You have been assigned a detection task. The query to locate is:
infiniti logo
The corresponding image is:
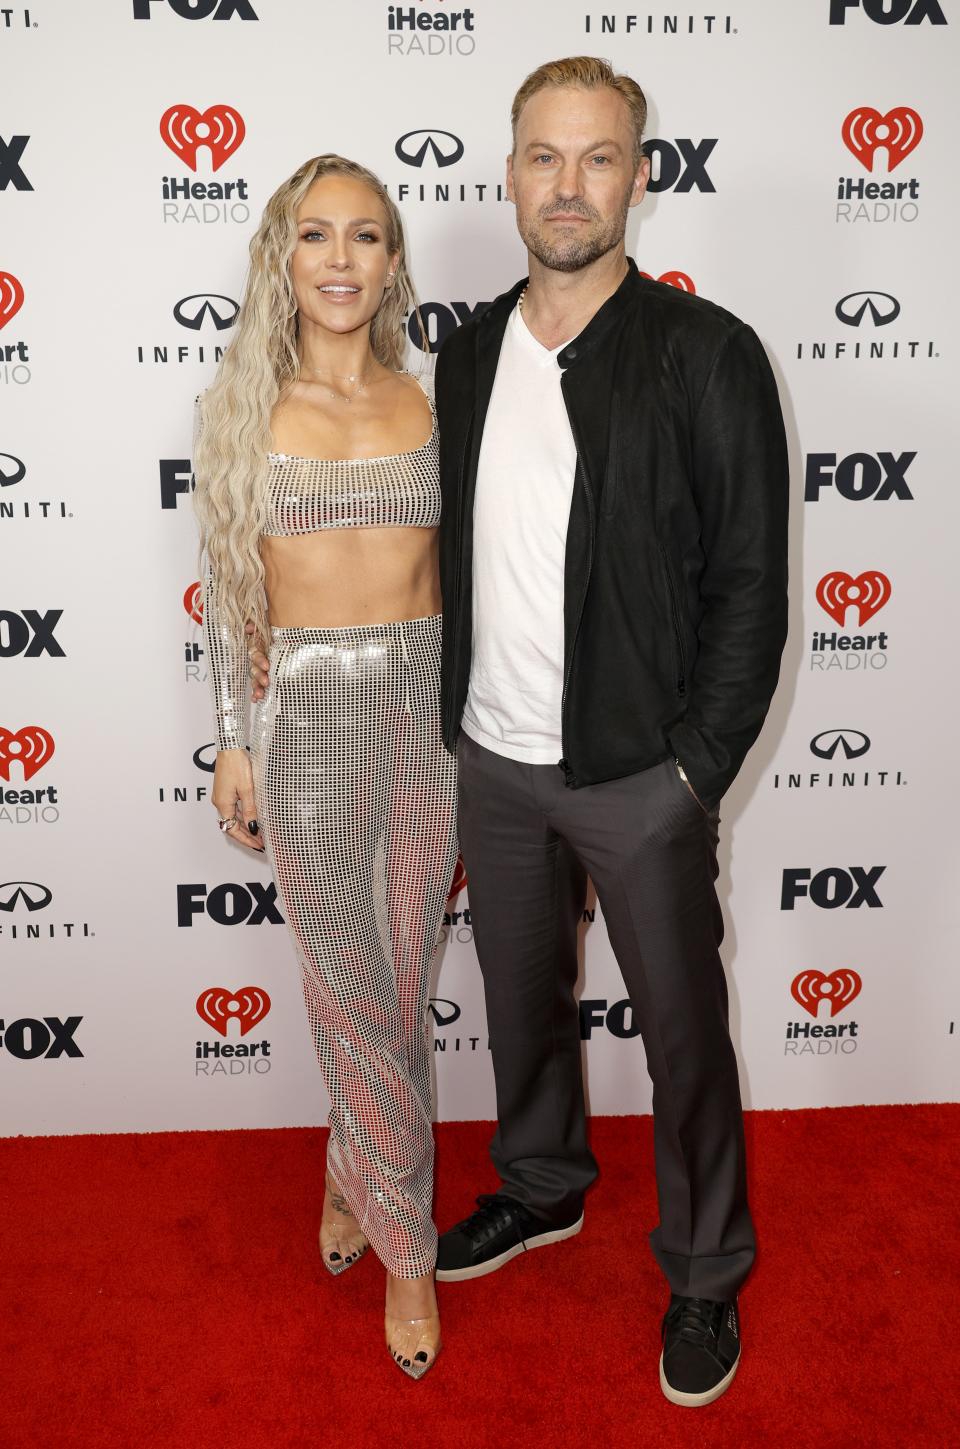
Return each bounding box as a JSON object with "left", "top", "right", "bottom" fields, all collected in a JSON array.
[
  {"left": 809, "top": 729, "right": 871, "bottom": 761},
  {"left": 835, "top": 291, "right": 900, "bottom": 328},
  {"left": 0, "top": 452, "right": 25, "bottom": 487},
  {"left": 0, "top": 880, "right": 53, "bottom": 912},
  {"left": 395, "top": 129, "right": 464, "bottom": 169},
  {"left": 193, "top": 742, "right": 217, "bottom": 773},
  {"left": 428, "top": 998, "right": 461, "bottom": 1027},
  {"left": 173, "top": 294, "right": 239, "bottom": 331}
]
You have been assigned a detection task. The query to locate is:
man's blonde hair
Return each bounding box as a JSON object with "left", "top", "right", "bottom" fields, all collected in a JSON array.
[{"left": 511, "top": 56, "right": 648, "bottom": 167}]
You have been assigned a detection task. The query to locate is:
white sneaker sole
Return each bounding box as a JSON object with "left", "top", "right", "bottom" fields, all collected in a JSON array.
[
  {"left": 659, "top": 1350, "right": 740, "bottom": 1407},
  {"left": 435, "top": 1212, "right": 584, "bottom": 1282}
]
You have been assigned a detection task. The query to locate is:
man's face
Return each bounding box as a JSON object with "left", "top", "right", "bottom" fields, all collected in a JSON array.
[{"left": 507, "top": 84, "right": 649, "bottom": 273}]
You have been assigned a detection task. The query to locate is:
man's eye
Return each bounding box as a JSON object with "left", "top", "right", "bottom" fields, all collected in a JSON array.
[
  {"left": 591, "top": 156, "right": 611, "bottom": 166},
  {"left": 534, "top": 154, "right": 555, "bottom": 165}
]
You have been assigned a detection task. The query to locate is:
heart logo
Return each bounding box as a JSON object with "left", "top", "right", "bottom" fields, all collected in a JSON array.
[
  {"left": 815, "top": 570, "right": 891, "bottom": 627},
  {"left": 0, "top": 271, "right": 24, "bottom": 331},
  {"left": 159, "top": 104, "right": 246, "bottom": 173},
  {"left": 196, "top": 986, "right": 271, "bottom": 1037},
  {"left": 841, "top": 106, "right": 923, "bottom": 172},
  {"left": 183, "top": 581, "right": 203, "bottom": 626},
  {"left": 0, "top": 725, "right": 56, "bottom": 782},
  {"left": 791, "top": 970, "right": 862, "bottom": 1019},
  {"left": 640, "top": 269, "right": 696, "bottom": 294}
]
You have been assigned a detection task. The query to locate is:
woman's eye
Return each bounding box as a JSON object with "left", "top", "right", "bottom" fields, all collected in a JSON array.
[
  {"left": 302, "top": 229, "right": 325, "bottom": 242},
  {"left": 356, "top": 232, "right": 379, "bottom": 243}
]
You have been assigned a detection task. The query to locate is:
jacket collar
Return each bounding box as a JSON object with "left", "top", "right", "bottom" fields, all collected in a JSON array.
[{"left": 477, "top": 256, "right": 641, "bottom": 373}]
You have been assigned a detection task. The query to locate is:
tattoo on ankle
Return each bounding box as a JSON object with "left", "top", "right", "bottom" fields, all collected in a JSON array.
[{"left": 329, "top": 1188, "right": 352, "bottom": 1216}]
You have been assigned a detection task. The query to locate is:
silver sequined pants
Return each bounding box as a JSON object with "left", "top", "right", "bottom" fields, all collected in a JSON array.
[{"left": 251, "top": 614, "right": 458, "bottom": 1278}]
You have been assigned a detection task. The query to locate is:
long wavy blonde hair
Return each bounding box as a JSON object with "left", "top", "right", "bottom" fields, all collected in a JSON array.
[{"left": 193, "top": 154, "right": 422, "bottom": 645}]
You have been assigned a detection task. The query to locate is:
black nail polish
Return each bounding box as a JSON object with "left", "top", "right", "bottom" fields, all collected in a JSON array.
[
  {"left": 403, "top": 1359, "right": 410, "bottom": 1368},
  {"left": 329, "top": 1251, "right": 341, "bottom": 1261},
  {"left": 248, "top": 820, "right": 259, "bottom": 835},
  {"left": 415, "top": 1352, "right": 428, "bottom": 1363}
]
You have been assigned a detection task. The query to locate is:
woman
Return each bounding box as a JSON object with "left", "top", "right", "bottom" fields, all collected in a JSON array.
[{"left": 193, "top": 154, "right": 457, "bottom": 1379}]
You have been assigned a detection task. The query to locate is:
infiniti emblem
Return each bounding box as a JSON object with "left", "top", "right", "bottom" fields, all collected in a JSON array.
[
  {"left": 809, "top": 729, "right": 871, "bottom": 761},
  {"left": 173, "top": 293, "right": 240, "bottom": 331},
  {"left": 395, "top": 129, "right": 465, "bottom": 169},
  {"left": 193, "top": 742, "right": 218, "bottom": 773},
  {"left": 0, "top": 452, "right": 26, "bottom": 487},
  {"left": 0, "top": 880, "right": 53, "bottom": 912},
  {"left": 428, "top": 998, "right": 462, "bottom": 1027},
  {"left": 835, "top": 291, "right": 900, "bottom": 328}
]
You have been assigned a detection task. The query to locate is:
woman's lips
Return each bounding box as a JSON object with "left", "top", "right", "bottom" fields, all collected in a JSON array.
[{"left": 317, "top": 283, "right": 362, "bottom": 304}]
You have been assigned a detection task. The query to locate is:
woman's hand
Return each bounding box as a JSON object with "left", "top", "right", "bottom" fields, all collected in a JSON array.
[
  {"left": 244, "top": 621, "right": 271, "bottom": 701},
  {"left": 212, "top": 748, "right": 264, "bottom": 852}
]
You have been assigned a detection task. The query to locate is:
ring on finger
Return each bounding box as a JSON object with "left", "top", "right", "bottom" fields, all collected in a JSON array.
[{"left": 217, "top": 816, "right": 237, "bottom": 833}]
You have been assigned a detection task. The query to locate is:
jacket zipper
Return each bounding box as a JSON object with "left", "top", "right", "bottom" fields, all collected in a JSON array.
[
  {"left": 657, "top": 542, "right": 686, "bottom": 696},
  {"left": 449, "top": 415, "right": 474, "bottom": 738},
  {"left": 560, "top": 417, "right": 597, "bottom": 785}
]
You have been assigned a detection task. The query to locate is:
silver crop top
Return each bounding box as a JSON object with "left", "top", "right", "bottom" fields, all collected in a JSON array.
[{"left": 198, "top": 373, "right": 440, "bottom": 750}]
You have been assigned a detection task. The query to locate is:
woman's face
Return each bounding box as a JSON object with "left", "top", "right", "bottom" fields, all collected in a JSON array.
[{"left": 290, "top": 174, "right": 399, "bottom": 339}]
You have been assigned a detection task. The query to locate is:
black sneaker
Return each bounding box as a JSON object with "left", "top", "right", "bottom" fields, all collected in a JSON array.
[
  {"left": 659, "top": 1296, "right": 741, "bottom": 1407},
  {"left": 435, "top": 1192, "right": 584, "bottom": 1282}
]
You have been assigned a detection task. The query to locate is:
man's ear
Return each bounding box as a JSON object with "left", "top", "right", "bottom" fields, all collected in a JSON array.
[
  {"left": 630, "top": 153, "right": 651, "bottom": 208},
  {"left": 506, "top": 152, "right": 516, "bottom": 204}
]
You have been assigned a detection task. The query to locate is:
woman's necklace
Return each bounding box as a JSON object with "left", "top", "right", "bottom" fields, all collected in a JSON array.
[{"left": 300, "top": 368, "right": 370, "bottom": 405}]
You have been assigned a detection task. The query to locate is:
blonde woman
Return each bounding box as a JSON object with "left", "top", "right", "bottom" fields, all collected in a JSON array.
[{"left": 193, "top": 155, "right": 457, "bottom": 1379}]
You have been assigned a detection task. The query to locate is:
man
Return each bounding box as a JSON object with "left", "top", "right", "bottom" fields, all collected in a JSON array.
[{"left": 432, "top": 56, "right": 788, "bottom": 1407}]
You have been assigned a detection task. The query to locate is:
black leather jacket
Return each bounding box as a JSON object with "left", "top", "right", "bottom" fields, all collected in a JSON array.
[{"left": 435, "top": 259, "right": 789, "bottom": 811}]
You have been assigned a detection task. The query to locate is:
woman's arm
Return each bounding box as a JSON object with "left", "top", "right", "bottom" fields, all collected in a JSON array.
[{"left": 195, "top": 395, "right": 263, "bottom": 851}]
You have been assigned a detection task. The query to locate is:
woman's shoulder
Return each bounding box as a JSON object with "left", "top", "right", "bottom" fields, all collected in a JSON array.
[{"left": 398, "top": 363, "right": 435, "bottom": 405}]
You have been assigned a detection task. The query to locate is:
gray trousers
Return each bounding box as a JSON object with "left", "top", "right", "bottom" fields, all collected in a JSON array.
[{"left": 456, "top": 731, "right": 755, "bottom": 1302}]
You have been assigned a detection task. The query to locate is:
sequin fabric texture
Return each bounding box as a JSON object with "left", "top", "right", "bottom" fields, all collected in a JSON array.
[{"left": 201, "top": 377, "right": 458, "bottom": 1277}]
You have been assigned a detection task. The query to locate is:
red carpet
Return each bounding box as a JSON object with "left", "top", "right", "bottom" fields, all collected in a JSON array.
[{"left": 1, "top": 1105, "right": 955, "bottom": 1448}]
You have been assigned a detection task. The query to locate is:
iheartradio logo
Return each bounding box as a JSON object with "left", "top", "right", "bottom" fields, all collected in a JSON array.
[
  {"left": 183, "top": 581, "right": 203, "bottom": 626},
  {"left": 842, "top": 107, "right": 923, "bottom": 172},
  {"left": 640, "top": 270, "right": 696, "bottom": 294},
  {"left": 0, "top": 272, "right": 24, "bottom": 331},
  {"left": 196, "top": 985, "right": 271, "bottom": 1037},
  {"left": 790, "top": 970, "right": 862, "bottom": 1019},
  {"left": 0, "top": 725, "right": 55, "bottom": 782},
  {"left": 159, "top": 104, "right": 245, "bottom": 173},
  {"left": 815, "top": 570, "right": 891, "bottom": 627}
]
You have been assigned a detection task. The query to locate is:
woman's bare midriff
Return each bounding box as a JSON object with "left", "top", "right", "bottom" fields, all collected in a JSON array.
[{"left": 262, "top": 525, "right": 441, "bottom": 629}]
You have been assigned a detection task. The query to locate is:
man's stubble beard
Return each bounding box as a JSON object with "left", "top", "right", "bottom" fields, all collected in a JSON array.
[{"left": 516, "top": 187, "right": 632, "bottom": 274}]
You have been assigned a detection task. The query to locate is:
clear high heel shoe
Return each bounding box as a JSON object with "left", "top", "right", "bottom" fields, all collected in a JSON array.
[
  {"left": 384, "top": 1313, "right": 442, "bottom": 1380},
  {"left": 318, "top": 1175, "right": 368, "bottom": 1276}
]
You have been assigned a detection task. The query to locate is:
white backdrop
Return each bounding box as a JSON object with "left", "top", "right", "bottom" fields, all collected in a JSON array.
[{"left": 2, "top": 0, "right": 957, "bottom": 1135}]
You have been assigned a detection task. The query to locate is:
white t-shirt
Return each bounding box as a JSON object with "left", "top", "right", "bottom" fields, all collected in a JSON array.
[{"left": 461, "top": 304, "right": 578, "bottom": 764}]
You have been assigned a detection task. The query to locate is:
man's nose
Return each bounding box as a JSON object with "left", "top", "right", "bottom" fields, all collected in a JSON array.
[{"left": 554, "top": 158, "right": 582, "bottom": 197}]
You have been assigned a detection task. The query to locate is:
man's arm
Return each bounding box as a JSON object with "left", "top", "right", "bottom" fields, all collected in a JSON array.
[{"left": 668, "top": 322, "right": 789, "bottom": 810}]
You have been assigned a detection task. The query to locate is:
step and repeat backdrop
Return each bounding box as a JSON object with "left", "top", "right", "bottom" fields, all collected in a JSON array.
[{"left": 2, "top": 0, "right": 957, "bottom": 1135}]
